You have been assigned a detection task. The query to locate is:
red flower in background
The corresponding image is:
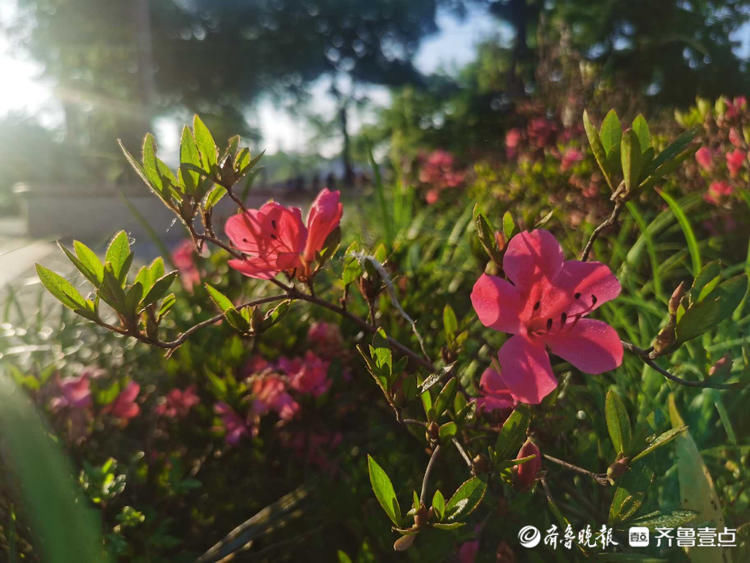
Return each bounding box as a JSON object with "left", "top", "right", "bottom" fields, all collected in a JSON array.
[
  {"left": 102, "top": 382, "right": 140, "bottom": 423},
  {"left": 695, "top": 147, "right": 714, "bottom": 171},
  {"left": 704, "top": 180, "right": 734, "bottom": 205},
  {"left": 471, "top": 230, "right": 622, "bottom": 404},
  {"left": 214, "top": 402, "right": 250, "bottom": 445},
  {"left": 50, "top": 374, "right": 92, "bottom": 410},
  {"left": 280, "top": 351, "right": 331, "bottom": 397},
  {"left": 156, "top": 385, "right": 200, "bottom": 418},
  {"left": 172, "top": 240, "right": 201, "bottom": 291},
  {"left": 560, "top": 147, "right": 584, "bottom": 171},
  {"left": 726, "top": 149, "right": 746, "bottom": 177},
  {"left": 251, "top": 374, "right": 299, "bottom": 421},
  {"left": 225, "top": 188, "right": 342, "bottom": 280},
  {"left": 505, "top": 128, "right": 522, "bottom": 159}
]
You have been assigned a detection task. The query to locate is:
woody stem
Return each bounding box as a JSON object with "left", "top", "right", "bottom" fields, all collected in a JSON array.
[{"left": 580, "top": 194, "right": 624, "bottom": 261}]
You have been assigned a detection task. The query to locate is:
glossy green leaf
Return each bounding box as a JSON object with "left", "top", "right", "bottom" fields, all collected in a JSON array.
[
  {"left": 36, "top": 264, "right": 88, "bottom": 312},
  {"left": 583, "top": 110, "right": 613, "bottom": 189},
  {"left": 494, "top": 405, "right": 530, "bottom": 460},
  {"left": 367, "top": 455, "right": 402, "bottom": 526},
  {"left": 431, "top": 377, "right": 457, "bottom": 420},
  {"left": 632, "top": 114, "right": 651, "bottom": 150},
  {"left": 600, "top": 109, "right": 622, "bottom": 157},
  {"left": 631, "top": 426, "right": 687, "bottom": 463},
  {"left": 431, "top": 490, "right": 445, "bottom": 521},
  {"left": 204, "top": 283, "right": 235, "bottom": 313},
  {"left": 193, "top": 115, "right": 217, "bottom": 170},
  {"left": 444, "top": 477, "right": 487, "bottom": 521},
  {"left": 659, "top": 190, "right": 701, "bottom": 275},
  {"left": 105, "top": 231, "right": 132, "bottom": 283},
  {"left": 605, "top": 390, "right": 632, "bottom": 455},
  {"left": 443, "top": 305, "right": 458, "bottom": 341},
  {"left": 621, "top": 129, "right": 641, "bottom": 192},
  {"left": 438, "top": 422, "right": 457, "bottom": 441},
  {"left": 141, "top": 272, "right": 178, "bottom": 309},
  {"left": 502, "top": 210, "right": 515, "bottom": 240},
  {"left": 608, "top": 461, "right": 655, "bottom": 525},
  {"left": 676, "top": 274, "right": 748, "bottom": 343}
]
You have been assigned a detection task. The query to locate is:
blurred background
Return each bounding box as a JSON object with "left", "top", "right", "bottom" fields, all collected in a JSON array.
[{"left": 0, "top": 0, "right": 749, "bottom": 251}]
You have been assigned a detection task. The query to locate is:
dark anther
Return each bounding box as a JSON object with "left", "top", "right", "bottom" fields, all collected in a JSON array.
[
  {"left": 242, "top": 238, "right": 248, "bottom": 242},
  {"left": 533, "top": 301, "right": 541, "bottom": 311},
  {"left": 574, "top": 292, "right": 581, "bottom": 299},
  {"left": 561, "top": 312, "right": 567, "bottom": 325},
  {"left": 546, "top": 318, "right": 553, "bottom": 330},
  {"left": 270, "top": 234, "right": 278, "bottom": 240},
  {"left": 271, "top": 219, "right": 277, "bottom": 229},
  {"left": 591, "top": 295, "right": 598, "bottom": 306}
]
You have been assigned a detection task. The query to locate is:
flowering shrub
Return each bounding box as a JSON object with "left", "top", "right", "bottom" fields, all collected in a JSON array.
[{"left": 8, "top": 108, "right": 747, "bottom": 561}]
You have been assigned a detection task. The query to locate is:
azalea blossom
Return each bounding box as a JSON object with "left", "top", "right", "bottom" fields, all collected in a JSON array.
[
  {"left": 307, "top": 321, "right": 344, "bottom": 359},
  {"left": 515, "top": 438, "right": 541, "bottom": 490},
  {"left": 694, "top": 147, "right": 713, "bottom": 171},
  {"left": 560, "top": 147, "right": 583, "bottom": 172},
  {"left": 704, "top": 180, "right": 733, "bottom": 205},
  {"left": 251, "top": 374, "right": 300, "bottom": 421},
  {"left": 225, "top": 188, "right": 342, "bottom": 280},
  {"left": 471, "top": 229, "right": 623, "bottom": 404},
  {"left": 102, "top": 381, "right": 140, "bottom": 422},
  {"left": 50, "top": 373, "right": 92, "bottom": 410},
  {"left": 279, "top": 351, "right": 331, "bottom": 397},
  {"left": 726, "top": 149, "right": 746, "bottom": 177},
  {"left": 505, "top": 128, "right": 522, "bottom": 159},
  {"left": 729, "top": 127, "right": 744, "bottom": 148},
  {"left": 214, "top": 402, "right": 250, "bottom": 445},
  {"left": 172, "top": 239, "right": 200, "bottom": 291},
  {"left": 474, "top": 368, "right": 517, "bottom": 412},
  {"left": 156, "top": 385, "right": 199, "bottom": 418}
]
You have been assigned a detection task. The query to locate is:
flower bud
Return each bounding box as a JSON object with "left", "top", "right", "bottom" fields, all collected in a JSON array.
[
  {"left": 607, "top": 456, "right": 630, "bottom": 484},
  {"left": 668, "top": 281, "right": 687, "bottom": 316},
  {"left": 708, "top": 355, "right": 732, "bottom": 378},
  {"left": 514, "top": 438, "right": 541, "bottom": 491}
]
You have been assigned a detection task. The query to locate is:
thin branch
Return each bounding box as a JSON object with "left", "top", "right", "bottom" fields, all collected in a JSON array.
[
  {"left": 420, "top": 445, "right": 442, "bottom": 505},
  {"left": 580, "top": 197, "right": 624, "bottom": 261},
  {"left": 621, "top": 340, "right": 737, "bottom": 389},
  {"left": 452, "top": 438, "right": 473, "bottom": 469},
  {"left": 543, "top": 454, "right": 609, "bottom": 486}
]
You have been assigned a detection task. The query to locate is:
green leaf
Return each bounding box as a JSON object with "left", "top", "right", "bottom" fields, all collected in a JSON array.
[
  {"left": 431, "top": 490, "right": 445, "bottom": 521},
  {"left": 444, "top": 477, "right": 487, "bottom": 521},
  {"left": 367, "top": 455, "right": 401, "bottom": 526},
  {"left": 600, "top": 109, "right": 622, "bottom": 157},
  {"left": 179, "top": 126, "right": 201, "bottom": 194},
  {"left": 141, "top": 272, "right": 178, "bottom": 309},
  {"left": 193, "top": 115, "right": 217, "bottom": 171},
  {"left": 629, "top": 510, "right": 697, "bottom": 530},
  {"left": 608, "top": 461, "right": 655, "bottom": 525},
  {"left": 620, "top": 129, "right": 641, "bottom": 192},
  {"left": 659, "top": 190, "right": 701, "bottom": 275},
  {"left": 631, "top": 426, "right": 687, "bottom": 463},
  {"left": 431, "top": 378, "right": 457, "bottom": 421},
  {"left": 494, "top": 405, "right": 530, "bottom": 460},
  {"left": 342, "top": 244, "right": 363, "bottom": 285},
  {"left": 98, "top": 263, "right": 127, "bottom": 312},
  {"left": 370, "top": 328, "right": 392, "bottom": 376},
  {"left": 439, "top": 422, "right": 458, "bottom": 441},
  {"left": 204, "top": 283, "right": 236, "bottom": 313},
  {"left": 36, "top": 264, "right": 89, "bottom": 312},
  {"left": 605, "top": 390, "right": 632, "bottom": 455},
  {"left": 632, "top": 114, "right": 651, "bottom": 150},
  {"left": 124, "top": 282, "right": 144, "bottom": 317},
  {"left": 689, "top": 261, "right": 721, "bottom": 305},
  {"left": 651, "top": 128, "right": 698, "bottom": 172},
  {"left": 157, "top": 294, "right": 176, "bottom": 321},
  {"left": 62, "top": 240, "right": 104, "bottom": 286},
  {"left": 502, "top": 210, "right": 515, "bottom": 240},
  {"left": 668, "top": 394, "right": 727, "bottom": 559},
  {"left": 676, "top": 274, "right": 748, "bottom": 343},
  {"left": 105, "top": 231, "right": 132, "bottom": 283},
  {"left": 443, "top": 305, "right": 458, "bottom": 341},
  {"left": 473, "top": 208, "right": 502, "bottom": 265},
  {"left": 432, "top": 522, "right": 465, "bottom": 530},
  {"left": 141, "top": 133, "right": 165, "bottom": 196},
  {"left": 203, "top": 185, "right": 226, "bottom": 210},
  {"left": 583, "top": 110, "right": 613, "bottom": 189},
  {"left": 149, "top": 256, "right": 165, "bottom": 281}
]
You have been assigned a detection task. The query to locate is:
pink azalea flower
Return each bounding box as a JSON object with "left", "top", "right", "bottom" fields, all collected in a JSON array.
[
  {"left": 214, "top": 402, "right": 249, "bottom": 445},
  {"left": 251, "top": 374, "right": 300, "bottom": 421},
  {"left": 527, "top": 117, "right": 557, "bottom": 148},
  {"left": 505, "top": 128, "right": 522, "bottom": 159},
  {"left": 425, "top": 188, "right": 440, "bottom": 205},
  {"left": 280, "top": 351, "right": 331, "bottom": 397},
  {"left": 171, "top": 239, "right": 200, "bottom": 291},
  {"left": 703, "top": 180, "right": 733, "bottom": 205},
  {"left": 225, "top": 188, "right": 342, "bottom": 280},
  {"left": 729, "top": 127, "right": 744, "bottom": 148},
  {"left": 515, "top": 438, "right": 541, "bottom": 490},
  {"left": 560, "top": 147, "right": 584, "bottom": 172},
  {"left": 471, "top": 229, "right": 623, "bottom": 404},
  {"left": 102, "top": 382, "right": 140, "bottom": 421},
  {"left": 475, "top": 368, "right": 517, "bottom": 412},
  {"left": 50, "top": 374, "right": 92, "bottom": 410},
  {"left": 307, "top": 321, "right": 344, "bottom": 358},
  {"left": 155, "top": 385, "right": 199, "bottom": 418},
  {"left": 458, "top": 539, "right": 479, "bottom": 563},
  {"left": 419, "top": 150, "right": 465, "bottom": 192},
  {"left": 726, "top": 96, "right": 747, "bottom": 120},
  {"left": 694, "top": 147, "right": 713, "bottom": 171},
  {"left": 726, "top": 149, "right": 746, "bottom": 177}
]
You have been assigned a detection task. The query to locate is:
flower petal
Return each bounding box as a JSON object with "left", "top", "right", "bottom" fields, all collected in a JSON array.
[
  {"left": 503, "top": 229, "right": 564, "bottom": 286},
  {"left": 554, "top": 261, "right": 621, "bottom": 315},
  {"left": 497, "top": 335, "right": 558, "bottom": 404},
  {"left": 228, "top": 257, "right": 281, "bottom": 280},
  {"left": 224, "top": 209, "right": 266, "bottom": 254},
  {"left": 303, "top": 188, "right": 343, "bottom": 263},
  {"left": 471, "top": 274, "right": 523, "bottom": 333},
  {"left": 544, "top": 319, "right": 623, "bottom": 374}
]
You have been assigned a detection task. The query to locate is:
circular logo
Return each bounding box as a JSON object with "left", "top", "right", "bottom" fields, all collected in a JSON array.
[{"left": 518, "top": 525, "right": 541, "bottom": 548}]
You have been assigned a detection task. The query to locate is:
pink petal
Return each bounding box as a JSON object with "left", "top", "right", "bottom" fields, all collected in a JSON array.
[
  {"left": 497, "top": 335, "right": 558, "bottom": 404},
  {"left": 554, "top": 260, "right": 621, "bottom": 315},
  {"left": 224, "top": 209, "right": 267, "bottom": 254},
  {"left": 303, "top": 188, "right": 343, "bottom": 263},
  {"left": 544, "top": 319, "right": 623, "bottom": 374},
  {"left": 503, "top": 229, "right": 565, "bottom": 286},
  {"left": 228, "top": 257, "right": 281, "bottom": 280},
  {"left": 470, "top": 274, "right": 523, "bottom": 333}
]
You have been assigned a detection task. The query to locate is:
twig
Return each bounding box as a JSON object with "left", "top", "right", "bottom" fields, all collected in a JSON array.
[
  {"left": 420, "top": 445, "right": 442, "bottom": 505},
  {"left": 543, "top": 454, "right": 609, "bottom": 486},
  {"left": 452, "top": 438, "right": 473, "bottom": 469},
  {"left": 580, "top": 196, "right": 624, "bottom": 261},
  {"left": 621, "top": 340, "right": 737, "bottom": 389}
]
